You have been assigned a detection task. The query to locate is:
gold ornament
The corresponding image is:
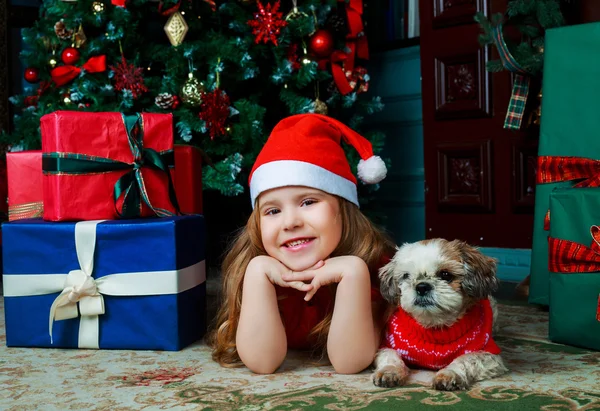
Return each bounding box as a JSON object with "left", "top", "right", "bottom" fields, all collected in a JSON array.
[
  {"left": 181, "top": 72, "right": 205, "bottom": 106},
  {"left": 164, "top": 11, "right": 189, "bottom": 47},
  {"left": 74, "top": 25, "right": 87, "bottom": 48},
  {"left": 92, "top": 1, "right": 104, "bottom": 14},
  {"left": 285, "top": 6, "right": 308, "bottom": 21},
  {"left": 313, "top": 98, "right": 328, "bottom": 115}
]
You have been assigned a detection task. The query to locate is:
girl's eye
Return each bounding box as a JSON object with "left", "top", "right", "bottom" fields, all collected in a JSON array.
[
  {"left": 265, "top": 208, "right": 280, "bottom": 216},
  {"left": 301, "top": 199, "right": 317, "bottom": 206},
  {"left": 438, "top": 270, "right": 453, "bottom": 282}
]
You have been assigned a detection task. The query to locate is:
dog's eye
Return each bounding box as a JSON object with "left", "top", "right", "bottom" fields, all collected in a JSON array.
[
  {"left": 402, "top": 273, "right": 410, "bottom": 280},
  {"left": 439, "top": 270, "right": 454, "bottom": 282}
]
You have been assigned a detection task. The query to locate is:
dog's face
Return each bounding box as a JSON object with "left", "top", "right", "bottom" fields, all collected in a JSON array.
[{"left": 379, "top": 239, "right": 498, "bottom": 328}]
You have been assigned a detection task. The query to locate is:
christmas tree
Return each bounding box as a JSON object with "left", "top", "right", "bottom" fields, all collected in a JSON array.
[{"left": 4, "top": 0, "right": 386, "bottom": 202}]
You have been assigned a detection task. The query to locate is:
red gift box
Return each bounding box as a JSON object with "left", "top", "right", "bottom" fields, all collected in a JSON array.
[
  {"left": 41, "top": 111, "right": 178, "bottom": 221},
  {"left": 6, "top": 147, "right": 201, "bottom": 220},
  {"left": 6, "top": 151, "right": 43, "bottom": 221},
  {"left": 174, "top": 144, "right": 203, "bottom": 214}
]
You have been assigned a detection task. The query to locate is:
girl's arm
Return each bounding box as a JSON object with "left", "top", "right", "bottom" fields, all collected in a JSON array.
[
  {"left": 282, "top": 256, "right": 379, "bottom": 374},
  {"left": 236, "top": 256, "right": 288, "bottom": 374},
  {"left": 236, "top": 256, "right": 318, "bottom": 374}
]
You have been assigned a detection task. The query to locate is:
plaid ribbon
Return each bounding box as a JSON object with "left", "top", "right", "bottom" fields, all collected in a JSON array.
[
  {"left": 491, "top": 25, "right": 530, "bottom": 130},
  {"left": 8, "top": 201, "right": 44, "bottom": 221},
  {"left": 537, "top": 156, "right": 600, "bottom": 187},
  {"left": 537, "top": 156, "right": 600, "bottom": 230},
  {"left": 549, "top": 226, "right": 600, "bottom": 322}
]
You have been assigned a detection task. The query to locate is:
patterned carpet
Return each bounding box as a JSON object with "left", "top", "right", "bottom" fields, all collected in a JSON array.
[{"left": 1, "top": 295, "right": 599, "bottom": 410}]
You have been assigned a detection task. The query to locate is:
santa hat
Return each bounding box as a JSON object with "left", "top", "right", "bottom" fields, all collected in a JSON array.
[{"left": 249, "top": 113, "right": 387, "bottom": 208}]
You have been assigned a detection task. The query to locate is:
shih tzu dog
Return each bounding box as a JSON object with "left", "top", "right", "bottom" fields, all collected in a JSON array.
[{"left": 372, "top": 239, "right": 508, "bottom": 391}]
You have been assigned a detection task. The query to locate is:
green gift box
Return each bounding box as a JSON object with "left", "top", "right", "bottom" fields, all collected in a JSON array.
[
  {"left": 530, "top": 22, "right": 600, "bottom": 306},
  {"left": 548, "top": 188, "right": 600, "bottom": 351}
]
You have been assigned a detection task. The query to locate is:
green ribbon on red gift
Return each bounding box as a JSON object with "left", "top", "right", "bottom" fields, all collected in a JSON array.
[
  {"left": 548, "top": 226, "right": 600, "bottom": 322},
  {"left": 42, "top": 113, "right": 180, "bottom": 218},
  {"left": 537, "top": 155, "right": 600, "bottom": 230},
  {"left": 491, "top": 24, "right": 531, "bottom": 130}
]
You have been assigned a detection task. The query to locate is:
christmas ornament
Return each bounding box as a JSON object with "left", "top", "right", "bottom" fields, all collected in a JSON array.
[
  {"left": 51, "top": 55, "right": 106, "bottom": 86},
  {"left": 313, "top": 98, "right": 328, "bottom": 115},
  {"left": 345, "top": 66, "right": 369, "bottom": 93},
  {"left": 199, "top": 88, "right": 231, "bottom": 140},
  {"left": 111, "top": 0, "right": 126, "bottom": 7},
  {"left": 24, "top": 67, "right": 40, "bottom": 83},
  {"left": 74, "top": 25, "right": 87, "bottom": 48},
  {"left": 248, "top": 0, "right": 287, "bottom": 46},
  {"left": 309, "top": 29, "right": 334, "bottom": 58},
  {"left": 164, "top": 11, "right": 189, "bottom": 47},
  {"left": 54, "top": 20, "right": 73, "bottom": 40},
  {"left": 285, "top": 0, "right": 308, "bottom": 21},
  {"left": 92, "top": 1, "right": 105, "bottom": 14},
  {"left": 61, "top": 47, "right": 80, "bottom": 65},
  {"left": 155, "top": 92, "right": 181, "bottom": 109},
  {"left": 110, "top": 56, "right": 148, "bottom": 98},
  {"left": 181, "top": 72, "right": 205, "bottom": 106}
]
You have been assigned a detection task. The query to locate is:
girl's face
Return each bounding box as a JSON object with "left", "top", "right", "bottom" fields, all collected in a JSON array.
[{"left": 257, "top": 186, "right": 343, "bottom": 272}]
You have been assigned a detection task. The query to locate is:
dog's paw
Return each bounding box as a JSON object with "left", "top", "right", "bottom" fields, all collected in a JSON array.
[
  {"left": 432, "top": 370, "right": 469, "bottom": 391},
  {"left": 372, "top": 366, "right": 409, "bottom": 388}
]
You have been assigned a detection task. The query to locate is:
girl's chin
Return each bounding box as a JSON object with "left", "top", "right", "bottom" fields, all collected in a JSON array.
[{"left": 282, "top": 258, "right": 321, "bottom": 272}]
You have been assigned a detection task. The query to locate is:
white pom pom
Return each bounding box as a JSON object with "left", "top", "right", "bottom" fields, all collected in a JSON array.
[{"left": 357, "top": 156, "right": 387, "bottom": 184}]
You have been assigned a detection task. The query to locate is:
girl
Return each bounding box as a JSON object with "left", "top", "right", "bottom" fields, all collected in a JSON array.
[{"left": 208, "top": 113, "right": 395, "bottom": 374}]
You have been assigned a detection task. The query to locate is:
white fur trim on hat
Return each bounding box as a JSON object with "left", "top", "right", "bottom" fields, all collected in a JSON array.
[
  {"left": 357, "top": 156, "right": 387, "bottom": 184},
  {"left": 250, "top": 160, "right": 359, "bottom": 208}
]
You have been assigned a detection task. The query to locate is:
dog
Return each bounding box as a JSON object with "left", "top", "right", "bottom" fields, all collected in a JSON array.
[{"left": 372, "top": 239, "right": 508, "bottom": 391}]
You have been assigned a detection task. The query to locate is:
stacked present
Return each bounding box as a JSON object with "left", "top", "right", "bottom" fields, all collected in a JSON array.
[
  {"left": 2, "top": 111, "right": 207, "bottom": 350},
  {"left": 529, "top": 23, "right": 600, "bottom": 351}
]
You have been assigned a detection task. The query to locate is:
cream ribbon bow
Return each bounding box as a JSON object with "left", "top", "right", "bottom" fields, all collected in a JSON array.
[{"left": 48, "top": 220, "right": 105, "bottom": 346}]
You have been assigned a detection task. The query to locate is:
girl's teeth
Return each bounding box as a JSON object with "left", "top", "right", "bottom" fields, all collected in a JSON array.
[{"left": 287, "top": 239, "right": 309, "bottom": 247}]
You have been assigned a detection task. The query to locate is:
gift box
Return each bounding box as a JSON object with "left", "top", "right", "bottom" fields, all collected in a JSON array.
[
  {"left": 529, "top": 22, "right": 600, "bottom": 306},
  {"left": 548, "top": 188, "right": 600, "bottom": 350},
  {"left": 6, "top": 151, "right": 43, "bottom": 221},
  {"left": 2, "top": 215, "right": 206, "bottom": 350},
  {"left": 6, "top": 146, "right": 202, "bottom": 221},
  {"left": 174, "top": 144, "right": 203, "bottom": 214},
  {"left": 41, "top": 111, "right": 178, "bottom": 221}
]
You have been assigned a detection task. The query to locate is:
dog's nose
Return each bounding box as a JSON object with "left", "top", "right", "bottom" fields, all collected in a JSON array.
[{"left": 415, "top": 282, "right": 432, "bottom": 296}]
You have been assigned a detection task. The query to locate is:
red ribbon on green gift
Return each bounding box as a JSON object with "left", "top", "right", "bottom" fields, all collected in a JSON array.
[
  {"left": 537, "top": 155, "right": 600, "bottom": 230},
  {"left": 50, "top": 55, "right": 107, "bottom": 87},
  {"left": 549, "top": 226, "right": 600, "bottom": 322}
]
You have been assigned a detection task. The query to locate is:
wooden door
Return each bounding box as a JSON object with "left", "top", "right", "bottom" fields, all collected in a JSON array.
[{"left": 419, "top": 0, "right": 537, "bottom": 248}]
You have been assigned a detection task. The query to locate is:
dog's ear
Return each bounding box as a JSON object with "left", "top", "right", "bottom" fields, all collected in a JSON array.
[
  {"left": 451, "top": 240, "right": 499, "bottom": 299},
  {"left": 379, "top": 258, "right": 401, "bottom": 305}
]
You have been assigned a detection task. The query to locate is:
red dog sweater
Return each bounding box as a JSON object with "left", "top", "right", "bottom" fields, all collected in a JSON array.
[{"left": 382, "top": 299, "right": 500, "bottom": 370}]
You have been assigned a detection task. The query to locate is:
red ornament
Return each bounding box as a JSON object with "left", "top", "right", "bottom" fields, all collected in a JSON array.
[
  {"left": 110, "top": 56, "right": 149, "bottom": 99},
  {"left": 61, "top": 47, "right": 80, "bottom": 65},
  {"left": 309, "top": 30, "right": 334, "bottom": 58},
  {"left": 24, "top": 67, "right": 40, "bottom": 83},
  {"left": 247, "top": 0, "right": 287, "bottom": 46},
  {"left": 172, "top": 95, "right": 180, "bottom": 109},
  {"left": 198, "top": 88, "right": 231, "bottom": 140}
]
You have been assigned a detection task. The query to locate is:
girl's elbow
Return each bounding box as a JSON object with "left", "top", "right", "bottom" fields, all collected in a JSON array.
[
  {"left": 242, "top": 354, "right": 285, "bottom": 374},
  {"left": 330, "top": 353, "right": 375, "bottom": 375}
]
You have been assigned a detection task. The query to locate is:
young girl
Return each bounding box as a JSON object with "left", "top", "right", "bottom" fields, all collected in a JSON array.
[{"left": 208, "top": 113, "right": 395, "bottom": 374}]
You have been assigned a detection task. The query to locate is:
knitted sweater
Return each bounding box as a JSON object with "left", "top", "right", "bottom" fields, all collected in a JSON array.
[{"left": 382, "top": 299, "right": 500, "bottom": 370}]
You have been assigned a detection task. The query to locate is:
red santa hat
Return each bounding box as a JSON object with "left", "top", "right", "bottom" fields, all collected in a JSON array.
[{"left": 249, "top": 113, "right": 387, "bottom": 208}]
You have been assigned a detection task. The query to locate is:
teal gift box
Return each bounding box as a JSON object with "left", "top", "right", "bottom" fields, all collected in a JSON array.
[
  {"left": 530, "top": 22, "right": 600, "bottom": 306},
  {"left": 548, "top": 188, "right": 600, "bottom": 351}
]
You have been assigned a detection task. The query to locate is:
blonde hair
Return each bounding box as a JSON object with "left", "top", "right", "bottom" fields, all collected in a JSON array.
[{"left": 207, "top": 197, "right": 395, "bottom": 367}]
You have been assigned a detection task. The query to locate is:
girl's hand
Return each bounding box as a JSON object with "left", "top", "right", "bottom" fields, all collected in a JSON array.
[
  {"left": 281, "top": 256, "right": 369, "bottom": 301},
  {"left": 247, "top": 256, "right": 325, "bottom": 292}
]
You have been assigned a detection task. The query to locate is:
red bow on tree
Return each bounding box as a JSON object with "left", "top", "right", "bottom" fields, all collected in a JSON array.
[
  {"left": 50, "top": 55, "right": 107, "bottom": 87},
  {"left": 338, "top": 0, "right": 368, "bottom": 72}
]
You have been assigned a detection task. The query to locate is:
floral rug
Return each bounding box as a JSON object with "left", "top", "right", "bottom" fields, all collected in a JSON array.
[{"left": 1, "top": 297, "right": 599, "bottom": 410}]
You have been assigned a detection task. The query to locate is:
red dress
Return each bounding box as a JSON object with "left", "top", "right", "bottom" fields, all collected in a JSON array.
[{"left": 276, "top": 284, "right": 385, "bottom": 349}]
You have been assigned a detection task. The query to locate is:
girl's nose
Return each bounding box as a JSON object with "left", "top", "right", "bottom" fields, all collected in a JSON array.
[{"left": 283, "top": 209, "right": 302, "bottom": 230}]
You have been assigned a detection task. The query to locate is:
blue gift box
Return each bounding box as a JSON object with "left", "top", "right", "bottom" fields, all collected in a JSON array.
[{"left": 2, "top": 215, "right": 206, "bottom": 351}]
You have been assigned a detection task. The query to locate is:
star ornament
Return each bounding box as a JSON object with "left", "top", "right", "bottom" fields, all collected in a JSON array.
[{"left": 247, "top": 0, "right": 287, "bottom": 46}]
